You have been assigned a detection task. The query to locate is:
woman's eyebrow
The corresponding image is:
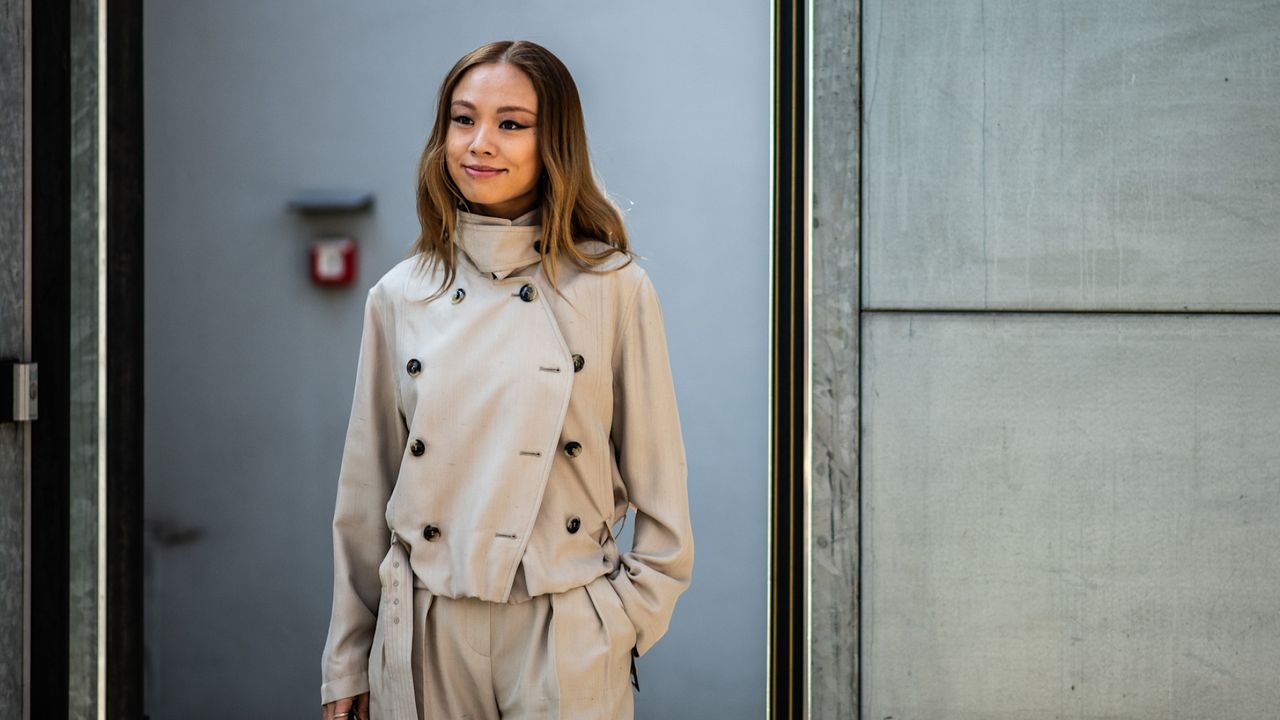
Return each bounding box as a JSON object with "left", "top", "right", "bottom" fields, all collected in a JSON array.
[{"left": 451, "top": 99, "right": 537, "bottom": 115}]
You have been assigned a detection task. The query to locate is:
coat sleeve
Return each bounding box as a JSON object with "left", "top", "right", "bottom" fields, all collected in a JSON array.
[
  {"left": 320, "top": 285, "right": 406, "bottom": 705},
  {"left": 607, "top": 271, "right": 695, "bottom": 657}
]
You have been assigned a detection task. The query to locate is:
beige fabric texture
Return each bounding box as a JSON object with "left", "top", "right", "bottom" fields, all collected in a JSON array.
[
  {"left": 368, "top": 578, "right": 635, "bottom": 719},
  {"left": 320, "top": 210, "right": 694, "bottom": 708}
]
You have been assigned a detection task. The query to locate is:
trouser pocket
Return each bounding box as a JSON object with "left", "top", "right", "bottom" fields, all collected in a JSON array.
[{"left": 580, "top": 574, "right": 638, "bottom": 693}]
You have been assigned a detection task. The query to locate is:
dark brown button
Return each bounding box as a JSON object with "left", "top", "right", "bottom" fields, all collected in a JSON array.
[
  {"left": 572, "top": 354, "right": 585, "bottom": 373},
  {"left": 563, "top": 441, "right": 582, "bottom": 458},
  {"left": 518, "top": 283, "right": 538, "bottom": 302},
  {"left": 410, "top": 439, "right": 425, "bottom": 456},
  {"left": 532, "top": 239, "right": 542, "bottom": 254},
  {"left": 406, "top": 358, "right": 422, "bottom": 376},
  {"left": 423, "top": 524, "right": 441, "bottom": 541},
  {"left": 451, "top": 287, "right": 466, "bottom": 304},
  {"left": 566, "top": 516, "right": 581, "bottom": 534}
]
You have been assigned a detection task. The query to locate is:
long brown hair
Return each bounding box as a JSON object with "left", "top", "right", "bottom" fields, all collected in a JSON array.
[{"left": 410, "top": 40, "right": 632, "bottom": 301}]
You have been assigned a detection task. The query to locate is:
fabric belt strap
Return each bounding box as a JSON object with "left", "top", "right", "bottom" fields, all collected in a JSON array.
[{"left": 376, "top": 535, "right": 420, "bottom": 718}]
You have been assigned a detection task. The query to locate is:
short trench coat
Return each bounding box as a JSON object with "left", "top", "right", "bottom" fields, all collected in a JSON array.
[{"left": 320, "top": 211, "right": 694, "bottom": 705}]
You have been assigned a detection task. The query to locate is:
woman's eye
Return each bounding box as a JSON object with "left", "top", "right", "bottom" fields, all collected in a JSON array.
[
  {"left": 451, "top": 115, "right": 473, "bottom": 125},
  {"left": 500, "top": 120, "right": 527, "bottom": 130}
]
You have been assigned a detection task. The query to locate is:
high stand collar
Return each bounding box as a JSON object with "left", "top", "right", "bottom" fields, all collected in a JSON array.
[{"left": 453, "top": 207, "right": 543, "bottom": 280}]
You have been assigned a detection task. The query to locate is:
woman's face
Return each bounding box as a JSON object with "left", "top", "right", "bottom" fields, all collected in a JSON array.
[{"left": 445, "top": 62, "right": 542, "bottom": 220}]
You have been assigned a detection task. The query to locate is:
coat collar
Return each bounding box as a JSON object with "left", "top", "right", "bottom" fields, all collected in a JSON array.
[{"left": 453, "top": 207, "right": 543, "bottom": 280}]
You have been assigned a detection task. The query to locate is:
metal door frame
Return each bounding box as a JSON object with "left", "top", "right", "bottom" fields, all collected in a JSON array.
[
  {"left": 770, "top": 0, "right": 861, "bottom": 717},
  {"left": 25, "top": 1, "right": 143, "bottom": 717}
]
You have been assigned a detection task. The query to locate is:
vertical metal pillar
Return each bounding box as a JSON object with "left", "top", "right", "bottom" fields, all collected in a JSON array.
[{"left": 770, "top": 0, "right": 808, "bottom": 717}]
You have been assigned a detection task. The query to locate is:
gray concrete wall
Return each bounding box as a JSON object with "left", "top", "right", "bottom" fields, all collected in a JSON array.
[
  {"left": 862, "top": 314, "right": 1280, "bottom": 718},
  {"left": 810, "top": 0, "right": 861, "bottom": 716},
  {"left": 864, "top": 0, "right": 1280, "bottom": 311},
  {"left": 68, "top": 0, "right": 104, "bottom": 716},
  {"left": 861, "top": 1, "right": 1280, "bottom": 718},
  {"left": 0, "top": 0, "right": 26, "bottom": 710},
  {"left": 143, "top": 2, "right": 769, "bottom": 717}
]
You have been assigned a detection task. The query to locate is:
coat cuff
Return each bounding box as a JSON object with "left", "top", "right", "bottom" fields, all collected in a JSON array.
[
  {"left": 606, "top": 560, "right": 688, "bottom": 657},
  {"left": 320, "top": 671, "right": 369, "bottom": 706}
]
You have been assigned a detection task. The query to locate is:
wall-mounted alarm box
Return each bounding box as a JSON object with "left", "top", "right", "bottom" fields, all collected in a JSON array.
[
  {"left": 310, "top": 237, "right": 357, "bottom": 285},
  {"left": 288, "top": 190, "right": 374, "bottom": 288}
]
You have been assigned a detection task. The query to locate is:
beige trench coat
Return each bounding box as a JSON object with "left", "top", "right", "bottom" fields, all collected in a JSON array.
[{"left": 320, "top": 211, "right": 694, "bottom": 707}]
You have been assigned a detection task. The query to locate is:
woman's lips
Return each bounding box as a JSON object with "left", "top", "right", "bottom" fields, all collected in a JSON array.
[{"left": 464, "top": 166, "right": 505, "bottom": 178}]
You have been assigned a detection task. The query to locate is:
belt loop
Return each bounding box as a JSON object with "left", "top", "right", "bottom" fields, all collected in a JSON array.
[{"left": 601, "top": 519, "right": 622, "bottom": 580}]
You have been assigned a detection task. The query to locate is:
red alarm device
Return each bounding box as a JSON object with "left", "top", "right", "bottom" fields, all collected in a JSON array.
[{"left": 310, "top": 237, "right": 357, "bottom": 286}]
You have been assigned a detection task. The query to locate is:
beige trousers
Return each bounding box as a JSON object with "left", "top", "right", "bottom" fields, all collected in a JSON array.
[{"left": 370, "top": 572, "right": 636, "bottom": 719}]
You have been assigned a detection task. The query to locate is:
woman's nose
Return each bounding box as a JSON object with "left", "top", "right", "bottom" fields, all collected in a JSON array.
[{"left": 469, "top": 124, "right": 496, "bottom": 155}]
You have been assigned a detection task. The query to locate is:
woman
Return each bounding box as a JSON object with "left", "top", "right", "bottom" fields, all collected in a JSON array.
[{"left": 320, "top": 40, "right": 694, "bottom": 720}]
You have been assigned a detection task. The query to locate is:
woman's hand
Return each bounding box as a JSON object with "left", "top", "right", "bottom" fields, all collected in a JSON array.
[{"left": 320, "top": 693, "right": 369, "bottom": 720}]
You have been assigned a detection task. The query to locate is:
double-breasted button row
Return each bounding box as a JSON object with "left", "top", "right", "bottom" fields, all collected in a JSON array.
[
  {"left": 409, "top": 439, "right": 425, "bottom": 456},
  {"left": 563, "top": 441, "right": 582, "bottom": 458},
  {"left": 566, "top": 516, "right": 581, "bottom": 534},
  {"left": 423, "top": 524, "right": 441, "bottom": 541},
  {"left": 406, "top": 358, "right": 421, "bottom": 376},
  {"left": 572, "top": 354, "right": 585, "bottom": 373},
  {"left": 518, "top": 283, "right": 538, "bottom": 302}
]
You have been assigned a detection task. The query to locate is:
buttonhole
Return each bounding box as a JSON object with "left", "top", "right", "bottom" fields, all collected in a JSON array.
[
  {"left": 519, "top": 450, "right": 542, "bottom": 457},
  {"left": 495, "top": 532, "right": 518, "bottom": 539},
  {"left": 538, "top": 366, "right": 562, "bottom": 373}
]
